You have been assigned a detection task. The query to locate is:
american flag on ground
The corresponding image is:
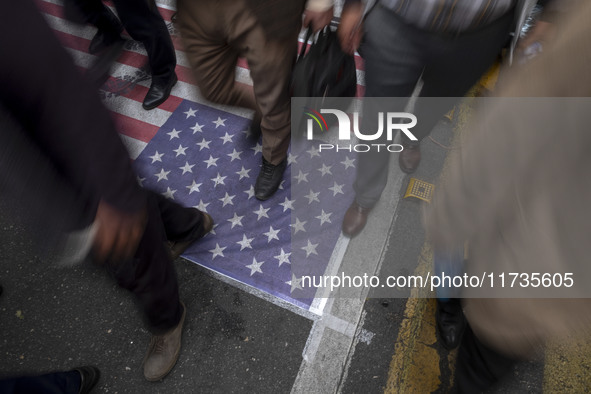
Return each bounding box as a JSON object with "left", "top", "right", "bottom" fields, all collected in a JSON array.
[
  {"left": 38, "top": 0, "right": 365, "bottom": 312},
  {"left": 133, "top": 100, "right": 355, "bottom": 308}
]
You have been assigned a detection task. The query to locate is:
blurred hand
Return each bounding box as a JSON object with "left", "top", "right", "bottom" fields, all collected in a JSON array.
[
  {"left": 92, "top": 199, "right": 146, "bottom": 264},
  {"left": 303, "top": 7, "right": 334, "bottom": 33},
  {"left": 337, "top": 2, "right": 363, "bottom": 55}
]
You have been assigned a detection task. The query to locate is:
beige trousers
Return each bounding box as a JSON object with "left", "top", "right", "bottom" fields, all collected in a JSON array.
[{"left": 176, "top": 0, "right": 303, "bottom": 165}]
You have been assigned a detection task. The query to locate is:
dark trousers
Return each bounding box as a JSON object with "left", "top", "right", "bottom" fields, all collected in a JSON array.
[
  {"left": 0, "top": 370, "right": 80, "bottom": 394},
  {"left": 454, "top": 325, "right": 517, "bottom": 393},
  {"left": 69, "top": 0, "right": 176, "bottom": 82},
  {"left": 353, "top": 6, "right": 514, "bottom": 208},
  {"left": 107, "top": 191, "right": 205, "bottom": 334}
]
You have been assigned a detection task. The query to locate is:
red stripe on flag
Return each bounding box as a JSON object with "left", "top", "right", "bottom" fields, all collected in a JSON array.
[
  {"left": 113, "top": 113, "right": 160, "bottom": 143},
  {"left": 36, "top": 0, "right": 64, "bottom": 18}
]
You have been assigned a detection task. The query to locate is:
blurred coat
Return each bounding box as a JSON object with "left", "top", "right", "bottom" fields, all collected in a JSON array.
[{"left": 425, "top": 0, "right": 591, "bottom": 357}]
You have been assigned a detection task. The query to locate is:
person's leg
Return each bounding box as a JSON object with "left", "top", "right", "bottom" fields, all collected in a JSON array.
[
  {"left": 176, "top": 0, "right": 257, "bottom": 111},
  {"left": 240, "top": 12, "right": 302, "bottom": 166},
  {"left": 112, "top": 0, "right": 175, "bottom": 82},
  {"left": 112, "top": 0, "right": 176, "bottom": 109},
  {"left": 66, "top": 0, "right": 122, "bottom": 37},
  {"left": 455, "top": 325, "right": 517, "bottom": 393},
  {"left": 342, "top": 6, "right": 425, "bottom": 236},
  {"left": 105, "top": 193, "right": 184, "bottom": 381},
  {"left": 107, "top": 193, "right": 181, "bottom": 334},
  {"left": 231, "top": 0, "right": 304, "bottom": 200},
  {"left": 155, "top": 194, "right": 206, "bottom": 240},
  {"left": 0, "top": 367, "right": 99, "bottom": 394},
  {"left": 353, "top": 7, "right": 426, "bottom": 207},
  {"left": 152, "top": 191, "right": 213, "bottom": 259},
  {"left": 411, "top": 9, "right": 515, "bottom": 142},
  {"left": 434, "top": 247, "right": 466, "bottom": 350}
]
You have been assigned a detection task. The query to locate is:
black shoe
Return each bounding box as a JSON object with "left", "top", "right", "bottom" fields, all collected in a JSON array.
[
  {"left": 436, "top": 298, "right": 466, "bottom": 350},
  {"left": 74, "top": 366, "right": 100, "bottom": 394},
  {"left": 255, "top": 158, "right": 286, "bottom": 201},
  {"left": 143, "top": 73, "right": 178, "bottom": 110}
]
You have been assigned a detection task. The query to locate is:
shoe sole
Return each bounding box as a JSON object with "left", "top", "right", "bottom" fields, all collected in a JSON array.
[{"left": 143, "top": 302, "right": 186, "bottom": 381}]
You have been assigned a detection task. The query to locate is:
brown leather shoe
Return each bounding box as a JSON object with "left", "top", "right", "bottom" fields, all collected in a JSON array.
[
  {"left": 342, "top": 201, "right": 372, "bottom": 238},
  {"left": 143, "top": 302, "right": 186, "bottom": 381},
  {"left": 399, "top": 141, "right": 421, "bottom": 174},
  {"left": 169, "top": 211, "right": 214, "bottom": 260}
]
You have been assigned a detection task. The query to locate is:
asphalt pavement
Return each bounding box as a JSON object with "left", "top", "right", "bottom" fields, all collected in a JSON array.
[{"left": 0, "top": 105, "right": 558, "bottom": 394}]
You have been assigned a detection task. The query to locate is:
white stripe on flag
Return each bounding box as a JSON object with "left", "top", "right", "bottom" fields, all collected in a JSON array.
[{"left": 120, "top": 134, "right": 148, "bottom": 160}]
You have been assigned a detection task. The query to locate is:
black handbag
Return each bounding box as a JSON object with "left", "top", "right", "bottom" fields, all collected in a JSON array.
[
  {"left": 292, "top": 27, "right": 357, "bottom": 98},
  {"left": 291, "top": 27, "right": 357, "bottom": 135}
]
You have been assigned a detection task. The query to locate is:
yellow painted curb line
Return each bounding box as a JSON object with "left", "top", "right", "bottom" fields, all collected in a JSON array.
[{"left": 385, "top": 245, "right": 447, "bottom": 394}]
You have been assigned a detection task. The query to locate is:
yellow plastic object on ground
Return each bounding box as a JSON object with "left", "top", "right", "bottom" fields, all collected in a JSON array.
[{"left": 403, "top": 178, "right": 435, "bottom": 203}]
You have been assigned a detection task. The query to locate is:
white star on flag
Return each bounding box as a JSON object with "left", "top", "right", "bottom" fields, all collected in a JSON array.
[
  {"left": 291, "top": 218, "right": 307, "bottom": 234},
  {"left": 236, "top": 234, "right": 254, "bottom": 251},
  {"left": 306, "top": 146, "right": 320, "bottom": 158},
  {"left": 219, "top": 192, "right": 235, "bottom": 207},
  {"left": 173, "top": 144, "right": 188, "bottom": 156},
  {"left": 301, "top": 240, "right": 319, "bottom": 257},
  {"left": 155, "top": 168, "right": 170, "bottom": 182},
  {"left": 204, "top": 155, "right": 219, "bottom": 168},
  {"left": 274, "top": 249, "right": 291, "bottom": 267},
  {"left": 194, "top": 199, "right": 209, "bottom": 213},
  {"left": 316, "top": 210, "right": 332, "bottom": 225},
  {"left": 189, "top": 122, "right": 202, "bottom": 134},
  {"left": 304, "top": 189, "right": 320, "bottom": 204},
  {"left": 209, "top": 243, "right": 226, "bottom": 259},
  {"left": 186, "top": 180, "right": 202, "bottom": 194},
  {"left": 287, "top": 274, "right": 303, "bottom": 293},
  {"left": 244, "top": 185, "right": 255, "bottom": 199},
  {"left": 220, "top": 132, "right": 234, "bottom": 144},
  {"left": 253, "top": 204, "right": 270, "bottom": 221},
  {"left": 263, "top": 226, "right": 280, "bottom": 242},
  {"left": 213, "top": 117, "right": 227, "bottom": 128},
  {"left": 179, "top": 161, "right": 195, "bottom": 174},
  {"left": 318, "top": 164, "right": 332, "bottom": 176},
  {"left": 183, "top": 107, "right": 197, "bottom": 118},
  {"left": 211, "top": 173, "right": 227, "bottom": 187},
  {"left": 196, "top": 138, "right": 211, "bottom": 151},
  {"left": 167, "top": 128, "right": 181, "bottom": 140},
  {"left": 236, "top": 166, "right": 251, "bottom": 179},
  {"left": 251, "top": 143, "right": 263, "bottom": 155},
  {"left": 162, "top": 187, "right": 177, "bottom": 200},
  {"left": 295, "top": 170, "right": 309, "bottom": 184},
  {"left": 227, "top": 149, "right": 242, "bottom": 161},
  {"left": 279, "top": 197, "right": 294, "bottom": 212},
  {"left": 328, "top": 182, "right": 345, "bottom": 196},
  {"left": 227, "top": 213, "right": 244, "bottom": 229},
  {"left": 341, "top": 156, "right": 355, "bottom": 169},
  {"left": 246, "top": 258, "right": 264, "bottom": 276},
  {"left": 149, "top": 151, "right": 164, "bottom": 163}
]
